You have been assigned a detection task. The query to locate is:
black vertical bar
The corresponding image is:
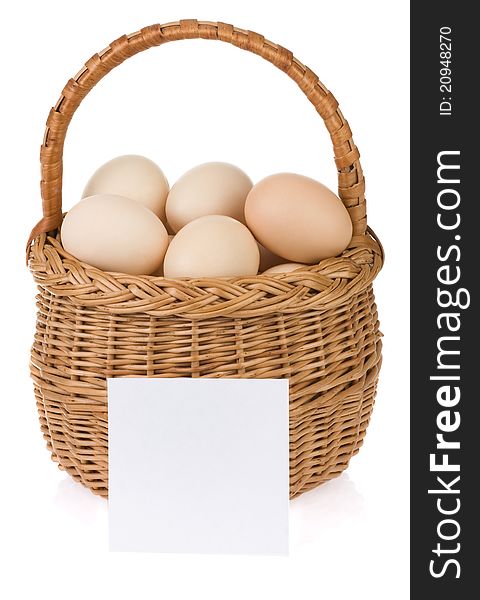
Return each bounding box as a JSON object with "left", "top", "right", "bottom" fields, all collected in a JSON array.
[{"left": 411, "top": 2, "right": 477, "bottom": 597}]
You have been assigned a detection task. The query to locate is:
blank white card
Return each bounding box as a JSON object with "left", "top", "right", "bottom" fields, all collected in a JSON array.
[{"left": 108, "top": 378, "right": 289, "bottom": 555}]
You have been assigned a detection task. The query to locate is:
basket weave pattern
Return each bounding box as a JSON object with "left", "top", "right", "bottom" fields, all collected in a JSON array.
[{"left": 28, "top": 20, "right": 383, "bottom": 498}]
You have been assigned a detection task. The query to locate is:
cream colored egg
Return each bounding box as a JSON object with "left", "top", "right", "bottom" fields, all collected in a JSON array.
[
  {"left": 165, "top": 162, "right": 252, "bottom": 232},
  {"left": 163, "top": 215, "right": 259, "bottom": 278},
  {"left": 61, "top": 194, "right": 169, "bottom": 275},
  {"left": 245, "top": 173, "right": 353, "bottom": 263},
  {"left": 263, "top": 263, "right": 308, "bottom": 274},
  {"left": 82, "top": 155, "right": 170, "bottom": 224}
]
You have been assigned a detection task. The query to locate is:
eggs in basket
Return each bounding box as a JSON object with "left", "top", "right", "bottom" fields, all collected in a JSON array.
[{"left": 61, "top": 155, "right": 353, "bottom": 277}]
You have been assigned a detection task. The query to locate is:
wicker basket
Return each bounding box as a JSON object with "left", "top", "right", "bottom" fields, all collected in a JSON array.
[{"left": 27, "top": 20, "right": 384, "bottom": 499}]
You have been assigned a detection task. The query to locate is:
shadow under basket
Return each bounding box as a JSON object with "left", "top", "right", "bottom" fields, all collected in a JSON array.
[{"left": 27, "top": 20, "right": 384, "bottom": 499}]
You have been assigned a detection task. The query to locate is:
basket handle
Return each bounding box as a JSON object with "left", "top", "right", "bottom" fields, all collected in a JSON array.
[{"left": 27, "top": 19, "right": 367, "bottom": 254}]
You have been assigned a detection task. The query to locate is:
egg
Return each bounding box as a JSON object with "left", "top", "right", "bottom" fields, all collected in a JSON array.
[
  {"left": 257, "top": 242, "right": 284, "bottom": 272},
  {"left": 245, "top": 173, "right": 353, "bottom": 263},
  {"left": 165, "top": 162, "right": 252, "bottom": 232},
  {"left": 163, "top": 215, "right": 259, "bottom": 278},
  {"left": 152, "top": 235, "right": 174, "bottom": 276},
  {"left": 61, "top": 194, "right": 169, "bottom": 275},
  {"left": 82, "top": 155, "right": 170, "bottom": 225},
  {"left": 263, "top": 263, "right": 308, "bottom": 274}
]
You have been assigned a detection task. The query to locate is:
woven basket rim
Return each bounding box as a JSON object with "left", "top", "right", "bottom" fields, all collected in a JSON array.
[{"left": 29, "top": 226, "right": 383, "bottom": 319}]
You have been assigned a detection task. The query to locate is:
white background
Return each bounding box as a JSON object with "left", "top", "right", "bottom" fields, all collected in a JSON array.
[{"left": 0, "top": 1, "right": 409, "bottom": 598}]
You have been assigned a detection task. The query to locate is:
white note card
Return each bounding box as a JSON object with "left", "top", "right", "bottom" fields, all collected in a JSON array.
[{"left": 108, "top": 378, "right": 289, "bottom": 555}]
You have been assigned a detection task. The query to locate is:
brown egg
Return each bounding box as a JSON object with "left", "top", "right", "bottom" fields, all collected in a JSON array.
[
  {"left": 152, "top": 235, "right": 174, "bottom": 276},
  {"left": 245, "top": 173, "right": 352, "bottom": 263},
  {"left": 263, "top": 263, "right": 308, "bottom": 274},
  {"left": 257, "top": 242, "right": 284, "bottom": 272}
]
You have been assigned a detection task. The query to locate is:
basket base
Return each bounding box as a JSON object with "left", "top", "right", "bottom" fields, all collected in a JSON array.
[
  {"left": 34, "top": 349, "right": 381, "bottom": 500},
  {"left": 31, "top": 283, "right": 382, "bottom": 500}
]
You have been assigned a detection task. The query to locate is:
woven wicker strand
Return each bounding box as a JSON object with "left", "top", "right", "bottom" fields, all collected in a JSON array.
[{"left": 28, "top": 20, "right": 383, "bottom": 498}]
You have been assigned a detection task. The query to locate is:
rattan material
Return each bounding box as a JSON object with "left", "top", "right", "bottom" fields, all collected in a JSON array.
[{"left": 27, "top": 20, "right": 384, "bottom": 498}]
